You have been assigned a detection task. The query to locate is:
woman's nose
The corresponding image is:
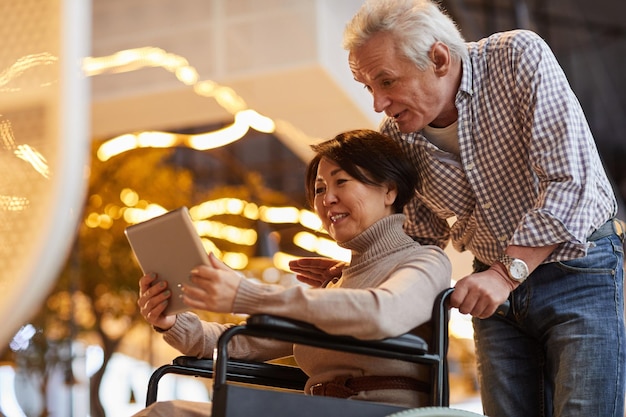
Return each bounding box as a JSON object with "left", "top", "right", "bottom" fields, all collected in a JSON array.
[{"left": 323, "top": 191, "right": 337, "bottom": 206}]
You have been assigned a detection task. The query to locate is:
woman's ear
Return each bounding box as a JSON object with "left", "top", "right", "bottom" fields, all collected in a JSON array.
[{"left": 384, "top": 183, "right": 399, "bottom": 207}]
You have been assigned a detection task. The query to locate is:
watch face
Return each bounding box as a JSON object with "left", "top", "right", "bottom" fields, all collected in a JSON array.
[{"left": 510, "top": 259, "right": 529, "bottom": 280}]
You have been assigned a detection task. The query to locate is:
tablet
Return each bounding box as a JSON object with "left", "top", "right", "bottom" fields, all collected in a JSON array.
[{"left": 125, "top": 207, "right": 209, "bottom": 315}]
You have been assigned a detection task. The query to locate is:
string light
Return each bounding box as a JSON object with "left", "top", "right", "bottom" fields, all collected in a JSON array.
[{"left": 83, "top": 47, "right": 305, "bottom": 162}]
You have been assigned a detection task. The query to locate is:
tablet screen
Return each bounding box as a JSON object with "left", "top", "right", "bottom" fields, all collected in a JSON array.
[{"left": 125, "top": 207, "right": 209, "bottom": 315}]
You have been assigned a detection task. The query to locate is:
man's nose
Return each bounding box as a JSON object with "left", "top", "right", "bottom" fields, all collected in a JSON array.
[{"left": 373, "top": 92, "right": 390, "bottom": 113}]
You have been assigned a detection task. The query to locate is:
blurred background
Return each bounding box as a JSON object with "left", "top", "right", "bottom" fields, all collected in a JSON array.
[{"left": 0, "top": 0, "right": 624, "bottom": 416}]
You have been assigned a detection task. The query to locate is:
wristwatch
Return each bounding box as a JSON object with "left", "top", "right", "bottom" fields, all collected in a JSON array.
[{"left": 498, "top": 254, "right": 529, "bottom": 283}]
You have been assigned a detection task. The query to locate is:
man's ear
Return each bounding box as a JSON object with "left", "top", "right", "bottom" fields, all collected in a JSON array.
[{"left": 430, "top": 42, "right": 451, "bottom": 76}]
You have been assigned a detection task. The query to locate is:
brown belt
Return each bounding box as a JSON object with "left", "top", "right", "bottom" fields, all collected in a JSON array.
[{"left": 309, "top": 375, "right": 430, "bottom": 399}]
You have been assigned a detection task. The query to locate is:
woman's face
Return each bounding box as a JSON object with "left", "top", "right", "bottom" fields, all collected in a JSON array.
[{"left": 313, "top": 157, "right": 397, "bottom": 243}]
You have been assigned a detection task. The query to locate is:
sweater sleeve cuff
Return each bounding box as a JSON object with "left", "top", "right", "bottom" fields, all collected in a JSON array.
[
  {"left": 162, "top": 312, "right": 199, "bottom": 343},
  {"left": 232, "top": 278, "right": 271, "bottom": 314}
]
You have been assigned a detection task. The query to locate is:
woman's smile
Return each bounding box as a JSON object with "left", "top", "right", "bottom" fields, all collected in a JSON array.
[{"left": 329, "top": 212, "right": 349, "bottom": 224}]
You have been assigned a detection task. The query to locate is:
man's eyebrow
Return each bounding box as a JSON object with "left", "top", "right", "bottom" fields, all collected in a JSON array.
[
  {"left": 355, "top": 70, "right": 392, "bottom": 85},
  {"left": 373, "top": 69, "right": 392, "bottom": 80}
]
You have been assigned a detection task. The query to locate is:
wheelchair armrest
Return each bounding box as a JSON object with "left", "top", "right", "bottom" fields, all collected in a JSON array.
[
  {"left": 246, "top": 314, "right": 429, "bottom": 355},
  {"left": 146, "top": 355, "right": 307, "bottom": 406},
  {"left": 173, "top": 356, "right": 307, "bottom": 390}
]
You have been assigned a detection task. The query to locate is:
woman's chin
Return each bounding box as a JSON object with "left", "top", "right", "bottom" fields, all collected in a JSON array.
[
  {"left": 328, "top": 227, "right": 344, "bottom": 243},
  {"left": 329, "top": 228, "right": 357, "bottom": 244}
]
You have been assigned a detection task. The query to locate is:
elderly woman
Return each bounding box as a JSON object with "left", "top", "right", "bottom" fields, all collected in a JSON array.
[{"left": 134, "top": 129, "right": 451, "bottom": 416}]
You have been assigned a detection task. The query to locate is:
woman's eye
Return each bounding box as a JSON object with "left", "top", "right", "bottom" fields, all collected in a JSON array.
[{"left": 314, "top": 187, "right": 325, "bottom": 195}]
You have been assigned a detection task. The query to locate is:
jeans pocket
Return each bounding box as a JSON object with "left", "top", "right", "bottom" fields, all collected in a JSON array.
[{"left": 555, "top": 235, "right": 623, "bottom": 275}]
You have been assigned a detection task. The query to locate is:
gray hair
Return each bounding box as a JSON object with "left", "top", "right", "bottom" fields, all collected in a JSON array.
[{"left": 343, "top": 0, "right": 467, "bottom": 70}]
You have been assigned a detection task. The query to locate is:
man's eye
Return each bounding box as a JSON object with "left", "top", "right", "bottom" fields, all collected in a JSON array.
[
  {"left": 382, "top": 79, "right": 393, "bottom": 88},
  {"left": 363, "top": 85, "right": 373, "bottom": 93}
]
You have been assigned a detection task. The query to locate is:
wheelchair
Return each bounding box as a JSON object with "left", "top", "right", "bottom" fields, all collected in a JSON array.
[{"left": 145, "top": 287, "right": 488, "bottom": 416}]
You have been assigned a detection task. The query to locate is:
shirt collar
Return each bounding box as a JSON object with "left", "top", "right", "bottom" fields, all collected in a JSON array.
[{"left": 458, "top": 53, "right": 474, "bottom": 97}]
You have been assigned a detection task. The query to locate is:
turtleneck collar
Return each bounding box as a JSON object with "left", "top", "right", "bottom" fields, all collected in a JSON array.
[{"left": 337, "top": 214, "right": 415, "bottom": 269}]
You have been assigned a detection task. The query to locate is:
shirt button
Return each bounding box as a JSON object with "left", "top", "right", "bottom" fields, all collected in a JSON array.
[
  {"left": 483, "top": 203, "right": 492, "bottom": 210},
  {"left": 499, "top": 235, "right": 508, "bottom": 242},
  {"left": 466, "top": 162, "right": 475, "bottom": 170}
]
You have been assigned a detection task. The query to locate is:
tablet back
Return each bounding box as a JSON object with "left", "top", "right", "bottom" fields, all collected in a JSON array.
[{"left": 125, "top": 207, "right": 209, "bottom": 315}]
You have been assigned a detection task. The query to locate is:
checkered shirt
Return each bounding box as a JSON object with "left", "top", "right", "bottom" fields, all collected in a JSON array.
[{"left": 381, "top": 30, "right": 617, "bottom": 265}]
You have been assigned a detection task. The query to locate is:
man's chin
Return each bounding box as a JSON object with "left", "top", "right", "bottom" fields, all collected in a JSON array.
[
  {"left": 388, "top": 113, "right": 420, "bottom": 133},
  {"left": 394, "top": 120, "right": 421, "bottom": 134}
]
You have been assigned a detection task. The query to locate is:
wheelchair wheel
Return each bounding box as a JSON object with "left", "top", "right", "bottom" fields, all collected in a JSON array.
[{"left": 386, "top": 407, "right": 485, "bottom": 417}]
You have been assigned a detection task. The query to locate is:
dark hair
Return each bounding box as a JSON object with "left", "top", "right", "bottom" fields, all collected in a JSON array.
[{"left": 305, "top": 129, "right": 418, "bottom": 213}]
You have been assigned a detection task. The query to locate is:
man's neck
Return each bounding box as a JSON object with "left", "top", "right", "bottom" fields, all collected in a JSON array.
[{"left": 429, "top": 59, "right": 462, "bottom": 128}]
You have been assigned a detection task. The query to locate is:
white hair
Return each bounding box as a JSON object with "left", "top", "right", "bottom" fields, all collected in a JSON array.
[{"left": 343, "top": 0, "right": 467, "bottom": 70}]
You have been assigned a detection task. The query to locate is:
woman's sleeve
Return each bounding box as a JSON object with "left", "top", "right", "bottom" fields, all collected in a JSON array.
[
  {"left": 162, "top": 312, "right": 294, "bottom": 361},
  {"left": 232, "top": 246, "right": 451, "bottom": 340}
]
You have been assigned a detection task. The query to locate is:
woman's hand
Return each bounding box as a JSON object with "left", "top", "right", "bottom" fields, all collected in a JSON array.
[
  {"left": 181, "top": 253, "right": 243, "bottom": 313},
  {"left": 288, "top": 257, "right": 346, "bottom": 287},
  {"left": 137, "top": 273, "right": 176, "bottom": 331}
]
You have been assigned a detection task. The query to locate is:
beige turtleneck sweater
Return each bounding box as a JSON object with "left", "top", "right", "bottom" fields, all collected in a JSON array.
[{"left": 162, "top": 214, "right": 451, "bottom": 407}]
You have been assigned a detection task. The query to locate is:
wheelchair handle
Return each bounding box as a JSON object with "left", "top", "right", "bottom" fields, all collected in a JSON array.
[
  {"left": 444, "top": 288, "right": 510, "bottom": 317},
  {"left": 495, "top": 299, "right": 510, "bottom": 317}
]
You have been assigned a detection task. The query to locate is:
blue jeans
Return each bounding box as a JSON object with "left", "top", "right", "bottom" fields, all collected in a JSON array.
[{"left": 473, "top": 234, "right": 625, "bottom": 417}]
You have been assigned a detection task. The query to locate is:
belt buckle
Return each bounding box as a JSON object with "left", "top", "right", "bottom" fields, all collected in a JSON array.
[
  {"left": 614, "top": 218, "right": 625, "bottom": 242},
  {"left": 309, "top": 382, "right": 323, "bottom": 395}
]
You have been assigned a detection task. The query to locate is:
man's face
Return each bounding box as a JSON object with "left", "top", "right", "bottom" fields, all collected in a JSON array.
[{"left": 348, "top": 31, "right": 450, "bottom": 133}]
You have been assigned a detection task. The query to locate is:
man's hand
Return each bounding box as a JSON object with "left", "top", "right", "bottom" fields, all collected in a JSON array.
[
  {"left": 452, "top": 244, "right": 558, "bottom": 318},
  {"left": 289, "top": 257, "right": 346, "bottom": 287},
  {"left": 450, "top": 266, "right": 516, "bottom": 319}
]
